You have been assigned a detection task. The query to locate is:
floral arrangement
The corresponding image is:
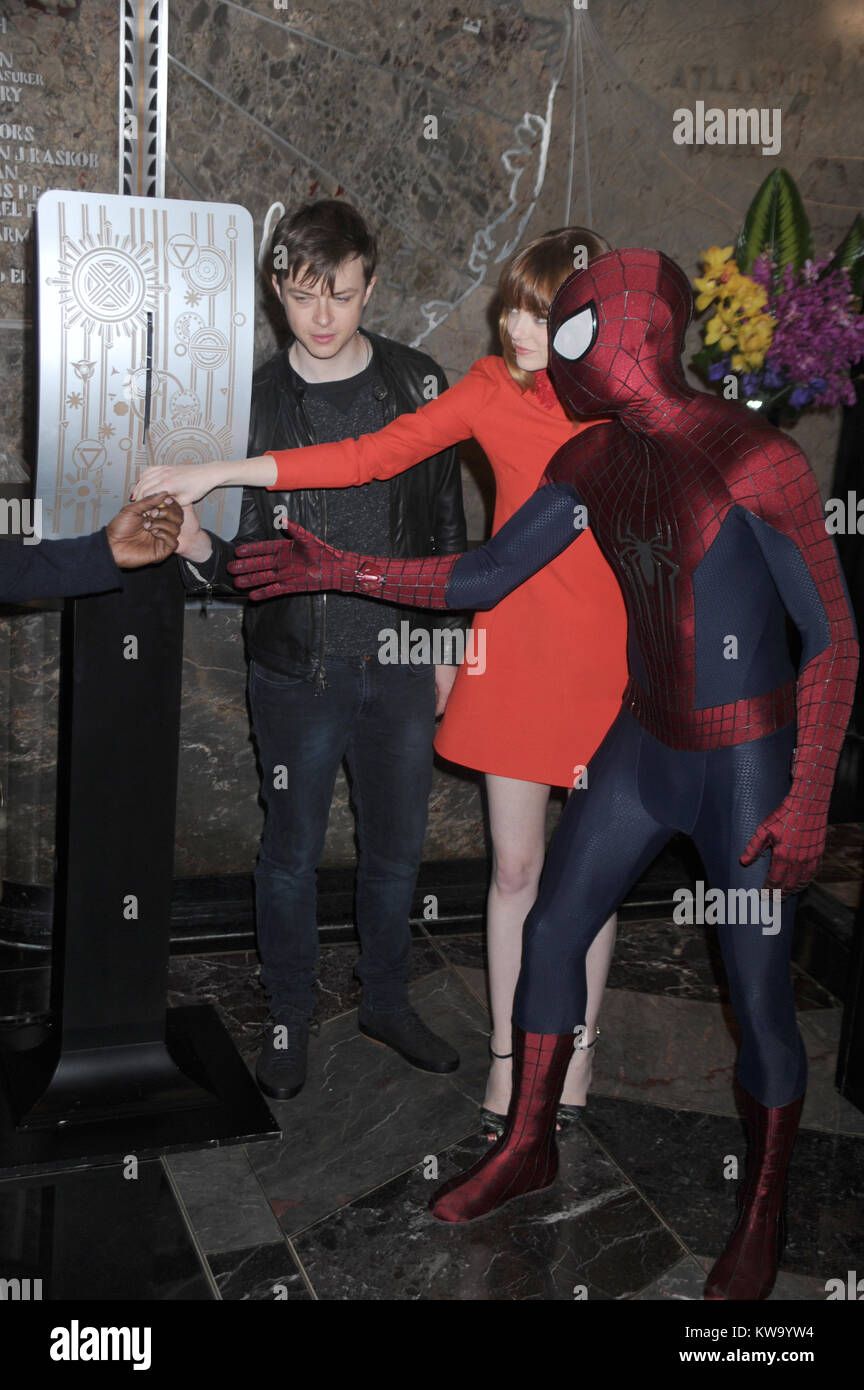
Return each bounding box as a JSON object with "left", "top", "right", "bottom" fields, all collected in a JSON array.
[{"left": 691, "top": 170, "right": 864, "bottom": 420}]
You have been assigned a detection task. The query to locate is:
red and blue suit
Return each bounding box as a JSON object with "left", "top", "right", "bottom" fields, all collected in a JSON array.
[{"left": 228, "top": 250, "right": 858, "bottom": 1299}]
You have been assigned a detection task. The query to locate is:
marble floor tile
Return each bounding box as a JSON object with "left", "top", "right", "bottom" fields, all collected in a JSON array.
[
  {"left": 167, "top": 950, "right": 269, "bottom": 1060},
  {"left": 310, "top": 937, "right": 445, "bottom": 1025},
  {"left": 207, "top": 1240, "right": 312, "bottom": 1300},
  {"left": 0, "top": 941, "right": 50, "bottom": 970},
  {"left": 0, "top": 964, "right": 50, "bottom": 1021},
  {"left": 634, "top": 1252, "right": 835, "bottom": 1301},
  {"left": 167, "top": 937, "right": 446, "bottom": 1059},
  {"left": 821, "top": 880, "right": 862, "bottom": 909},
  {"left": 796, "top": 1008, "right": 864, "bottom": 1135},
  {"left": 689, "top": 1253, "right": 847, "bottom": 1301},
  {"left": 0, "top": 1160, "right": 213, "bottom": 1300},
  {"left": 448, "top": 963, "right": 488, "bottom": 1012},
  {"left": 247, "top": 970, "right": 490, "bottom": 1236},
  {"left": 791, "top": 966, "right": 840, "bottom": 1012},
  {"left": 609, "top": 917, "right": 836, "bottom": 1011},
  {"left": 819, "top": 823, "right": 864, "bottom": 880},
  {"left": 588, "top": 990, "right": 864, "bottom": 1135},
  {"left": 166, "top": 1145, "right": 284, "bottom": 1254},
  {"left": 293, "top": 1124, "right": 684, "bottom": 1300},
  {"left": 633, "top": 1254, "right": 709, "bottom": 1300},
  {"left": 431, "top": 932, "right": 487, "bottom": 972},
  {"left": 582, "top": 1095, "right": 864, "bottom": 1281},
  {"left": 437, "top": 919, "right": 835, "bottom": 1015},
  {"left": 608, "top": 917, "right": 726, "bottom": 1000}
]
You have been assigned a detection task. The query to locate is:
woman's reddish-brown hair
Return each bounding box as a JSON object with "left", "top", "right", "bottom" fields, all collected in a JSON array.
[{"left": 498, "top": 226, "right": 611, "bottom": 390}]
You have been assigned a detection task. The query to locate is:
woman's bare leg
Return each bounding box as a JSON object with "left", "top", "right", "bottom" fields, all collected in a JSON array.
[
  {"left": 484, "top": 779, "right": 618, "bottom": 1118},
  {"left": 483, "top": 773, "right": 550, "bottom": 1117}
]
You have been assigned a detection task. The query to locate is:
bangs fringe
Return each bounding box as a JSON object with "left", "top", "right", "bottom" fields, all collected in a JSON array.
[{"left": 497, "top": 226, "right": 610, "bottom": 393}]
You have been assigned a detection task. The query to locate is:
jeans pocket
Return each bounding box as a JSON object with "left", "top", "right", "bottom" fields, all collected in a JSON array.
[{"left": 251, "top": 661, "right": 307, "bottom": 689}]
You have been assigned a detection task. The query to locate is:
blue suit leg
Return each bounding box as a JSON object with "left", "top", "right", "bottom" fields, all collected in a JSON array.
[
  {"left": 514, "top": 711, "right": 672, "bottom": 1033},
  {"left": 691, "top": 723, "right": 807, "bottom": 1108}
]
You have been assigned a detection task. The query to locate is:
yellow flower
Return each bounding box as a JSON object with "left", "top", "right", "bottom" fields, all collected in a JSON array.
[
  {"left": 735, "top": 286, "right": 769, "bottom": 316},
  {"left": 730, "top": 311, "right": 774, "bottom": 370},
  {"left": 695, "top": 242, "right": 775, "bottom": 375},
  {"left": 705, "top": 314, "right": 737, "bottom": 351},
  {"left": 694, "top": 247, "right": 739, "bottom": 311},
  {"left": 702, "top": 245, "right": 735, "bottom": 276}
]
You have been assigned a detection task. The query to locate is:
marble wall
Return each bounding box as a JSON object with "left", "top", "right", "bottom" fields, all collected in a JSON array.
[{"left": 1, "top": 0, "right": 862, "bottom": 883}]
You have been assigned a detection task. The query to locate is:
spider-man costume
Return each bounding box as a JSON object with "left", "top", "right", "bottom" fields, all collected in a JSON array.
[{"left": 228, "top": 250, "right": 858, "bottom": 1300}]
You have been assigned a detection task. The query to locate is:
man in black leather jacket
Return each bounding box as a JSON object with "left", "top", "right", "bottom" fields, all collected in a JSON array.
[{"left": 177, "top": 200, "right": 467, "bottom": 1099}]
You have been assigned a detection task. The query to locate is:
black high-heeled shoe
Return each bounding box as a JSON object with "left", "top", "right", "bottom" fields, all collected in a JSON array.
[
  {"left": 481, "top": 1028, "right": 601, "bottom": 1137},
  {"left": 479, "top": 1044, "right": 510, "bottom": 1140}
]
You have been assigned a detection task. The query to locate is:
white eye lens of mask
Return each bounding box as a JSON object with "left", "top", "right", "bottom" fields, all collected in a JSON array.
[{"left": 552, "top": 304, "right": 597, "bottom": 361}]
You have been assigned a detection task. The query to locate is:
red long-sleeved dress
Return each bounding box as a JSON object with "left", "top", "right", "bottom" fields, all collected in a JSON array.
[{"left": 268, "top": 355, "right": 628, "bottom": 786}]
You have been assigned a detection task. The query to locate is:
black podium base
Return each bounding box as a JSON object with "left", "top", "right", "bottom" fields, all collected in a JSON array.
[{"left": 0, "top": 1004, "right": 280, "bottom": 1178}]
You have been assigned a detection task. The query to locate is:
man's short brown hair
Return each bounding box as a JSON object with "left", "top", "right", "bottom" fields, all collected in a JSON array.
[{"left": 269, "top": 199, "right": 377, "bottom": 290}]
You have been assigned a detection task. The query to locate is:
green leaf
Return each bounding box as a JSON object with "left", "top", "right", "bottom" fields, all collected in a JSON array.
[
  {"left": 690, "top": 346, "right": 723, "bottom": 380},
  {"left": 735, "top": 168, "right": 813, "bottom": 281},
  {"left": 822, "top": 213, "right": 864, "bottom": 303}
]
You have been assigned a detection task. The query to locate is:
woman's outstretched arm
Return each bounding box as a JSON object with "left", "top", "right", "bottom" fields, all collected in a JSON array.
[{"left": 132, "top": 359, "right": 497, "bottom": 506}]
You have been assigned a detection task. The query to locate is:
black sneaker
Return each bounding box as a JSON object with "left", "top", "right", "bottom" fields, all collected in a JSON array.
[
  {"left": 358, "top": 1003, "right": 459, "bottom": 1073},
  {"left": 255, "top": 1015, "right": 317, "bottom": 1100}
]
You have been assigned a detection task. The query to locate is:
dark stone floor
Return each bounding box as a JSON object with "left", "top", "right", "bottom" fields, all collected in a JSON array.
[{"left": 0, "top": 822, "right": 861, "bottom": 1301}]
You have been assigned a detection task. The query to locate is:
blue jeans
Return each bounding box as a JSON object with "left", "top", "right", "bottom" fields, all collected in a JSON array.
[{"left": 248, "top": 655, "right": 436, "bottom": 1019}]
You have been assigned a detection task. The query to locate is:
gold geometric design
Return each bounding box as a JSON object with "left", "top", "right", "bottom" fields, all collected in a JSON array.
[
  {"left": 149, "top": 419, "right": 234, "bottom": 470},
  {"left": 72, "top": 439, "right": 108, "bottom": 471},
  {"left": 188, "top": 327, "right": 229, "bottom": 371},
  {"left": 50, "top": 226, "right": 164, "bottom": 346},
  {"left": 166, "top": 233, "right": 199, "bottom": 269},
  {"left": 72, "top": 248, "right": 147, "bottom": 323},
  {"left": 184, "top": 248, "right": 230, "bottom": 295}
]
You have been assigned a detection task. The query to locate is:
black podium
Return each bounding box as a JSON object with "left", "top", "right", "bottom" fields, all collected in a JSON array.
[{"left": 0, "top": 561, "right": 278, "bottom": 1175}]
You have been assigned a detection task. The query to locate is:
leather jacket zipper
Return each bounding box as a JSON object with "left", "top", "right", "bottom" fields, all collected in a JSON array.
[{"left": 183, "top": 559, "right": 214, "bottom": 616}]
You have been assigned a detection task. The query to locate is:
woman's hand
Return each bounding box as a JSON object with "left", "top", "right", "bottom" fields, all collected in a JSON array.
[{"left": 132, "top": 462, "right": 227, "bottom": 506}]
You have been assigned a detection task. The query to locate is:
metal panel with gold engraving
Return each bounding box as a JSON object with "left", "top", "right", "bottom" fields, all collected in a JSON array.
[{"left": 35, "top": 189, "right": 252, "bottom": 541}]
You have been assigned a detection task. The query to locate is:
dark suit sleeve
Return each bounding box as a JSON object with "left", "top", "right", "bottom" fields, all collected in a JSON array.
[
  {"left": 0, "top": 529, "right": 122, "bottom": 602},
  {"left": 178, "top": 488, "right": 263, "bottom": 597},
  {"left": 178, "top": 390, "right": 268, "bottom": 597}
]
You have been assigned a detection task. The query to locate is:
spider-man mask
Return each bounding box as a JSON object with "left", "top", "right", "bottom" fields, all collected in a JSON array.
[{"left": 547, "top": 248, "right": 693, "bottom": 421}]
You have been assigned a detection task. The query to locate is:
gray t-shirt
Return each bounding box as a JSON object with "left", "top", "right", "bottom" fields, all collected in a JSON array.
[{"left": 300, "top": 350, "right": 407, "bottom": 663}]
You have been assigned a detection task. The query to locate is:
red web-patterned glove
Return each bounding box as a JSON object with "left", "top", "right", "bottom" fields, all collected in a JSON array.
[
  {"left": 734, "top": 442, "right": 859, "bottom": 897},
  {"left": 740, "top": 786, "right": 829, "bottom": 897},
  {"left": 740, "top": 662, "right": 856, "bottom": 896},
  {"left": 226, "top": 521, "right": 458, "bottom": 607}
]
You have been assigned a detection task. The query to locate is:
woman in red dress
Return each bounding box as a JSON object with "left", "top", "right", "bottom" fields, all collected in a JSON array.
[{"left": 135, "top": 229, "right": 629, "bottom": 1133}]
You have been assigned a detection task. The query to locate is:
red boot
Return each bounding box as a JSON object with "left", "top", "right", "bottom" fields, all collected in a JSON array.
[
  {"left": 431, "top": 1028, "right": 574, "bottom": 1223},
  {"left": 704, "top": 1089, "right": 804, "bottom": 1300}
]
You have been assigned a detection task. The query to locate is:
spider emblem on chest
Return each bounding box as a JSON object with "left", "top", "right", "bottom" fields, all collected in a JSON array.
[
  {"left": 614, "top": 517, "right": 681, "bottom": 588},
  {"left": 613, "top": 516, "right": 681, "bottom": 669}
]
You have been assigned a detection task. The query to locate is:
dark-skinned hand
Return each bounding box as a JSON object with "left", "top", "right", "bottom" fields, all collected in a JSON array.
[{"left": 107, "top": 493, "right": 183, "bottom": 568}]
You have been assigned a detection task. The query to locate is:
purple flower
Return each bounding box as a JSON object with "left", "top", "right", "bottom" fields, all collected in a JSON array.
[
  {"left": 760, "top": 260, "right": 864, "bottom": 409},
  {"left": 707, "top": 355, "right": 731, "bottom": 381},
  {"left": 762, "top": 362, "right": 785, "bottom": 390},
  {"left": 750, "top": 255, "right": 774, "bottom": 290},
  {"left": 740, "top": 372, "right": 764, "bottom": 397}
]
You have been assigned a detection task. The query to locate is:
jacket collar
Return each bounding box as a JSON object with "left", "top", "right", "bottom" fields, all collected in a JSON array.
[{"left": 279, "top": 329, "right": 382, "bottom": 395}]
